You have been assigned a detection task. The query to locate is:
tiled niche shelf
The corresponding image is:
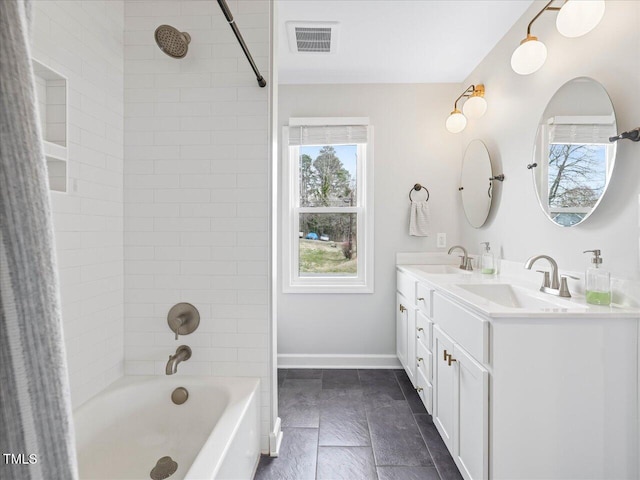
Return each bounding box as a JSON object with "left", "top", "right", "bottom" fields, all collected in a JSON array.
[{"left": 33, "top": 58, "right": 68, "bottom": 193}]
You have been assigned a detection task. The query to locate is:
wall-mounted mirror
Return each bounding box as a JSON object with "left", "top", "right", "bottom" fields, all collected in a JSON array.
[
  {"left": 532, "top": 77, "right": 617, "bottom": 227},
  {"left": 460, "top": 140, "right": 494, "bottom": 228}
]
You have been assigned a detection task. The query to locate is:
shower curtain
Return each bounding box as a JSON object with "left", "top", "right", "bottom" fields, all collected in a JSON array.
[{"left": 0, "top": 0, "right": 78, "bottom": 478}]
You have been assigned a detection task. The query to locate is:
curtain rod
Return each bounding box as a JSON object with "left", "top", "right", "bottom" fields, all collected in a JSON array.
[{"left": 216, "top": 0, "right": 267, "bottom": 88}]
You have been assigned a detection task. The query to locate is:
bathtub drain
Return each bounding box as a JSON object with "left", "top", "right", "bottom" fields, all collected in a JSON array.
[{"left": 150, "top": 456, "right": 178, "bottom": 480}]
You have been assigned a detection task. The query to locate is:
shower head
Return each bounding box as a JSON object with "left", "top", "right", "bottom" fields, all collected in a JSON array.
[{"left": 154, "top": 25, "right": 191, "bottom": 59}]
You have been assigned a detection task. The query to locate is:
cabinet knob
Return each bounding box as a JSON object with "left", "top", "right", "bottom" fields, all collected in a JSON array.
[
  {"left": 443, "top": 349, "right": 449, "bottom": 361},
  {"left": 447, "top": 354, "right": 457, "bottom": 366},
  {"left": 416, "top": 386, "right": 424, "bottom": 392},
  {"left": 399, "top": 304, "right": 406, "bottom": 313},
  {"left": 417, "top": 297, "right": 425, "bottom": 301},
  {"left": 417, "top": 357, "right": 423, "bottom": 363},
  {"left": 417, "top": 327, "right": 424, "bottom": 332}
]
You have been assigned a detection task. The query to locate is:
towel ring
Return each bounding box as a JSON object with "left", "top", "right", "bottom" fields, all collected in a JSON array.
[{"left": 409, "top": 183, "right": 429, "bottom": 202}]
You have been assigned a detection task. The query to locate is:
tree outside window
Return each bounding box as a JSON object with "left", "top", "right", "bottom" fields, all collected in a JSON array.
[{"left": 298, "top": 145, "right": 358, "bottom": 276}]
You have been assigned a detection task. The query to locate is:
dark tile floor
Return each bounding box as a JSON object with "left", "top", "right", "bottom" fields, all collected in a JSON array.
[{"left": 254, "top": 369, "right": 463, "bottom": 480}]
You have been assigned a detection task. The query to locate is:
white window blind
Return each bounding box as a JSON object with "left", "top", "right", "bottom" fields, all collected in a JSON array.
[
  {"left": 547, "top": 114, "right": 616, "bottom": 144},
  {"left": 548, "top": 124, "right": 614, "bottom": 144},
  {"left": 288, "top": 125, "right": 369, "bottom": 146}
]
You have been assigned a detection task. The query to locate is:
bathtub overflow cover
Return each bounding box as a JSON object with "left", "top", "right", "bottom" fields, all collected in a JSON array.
[
  {"left": 171, "top": 387, "right": 189, "bottom": 405},
  {"left": 150, "top": 456, "right": 178, "bottom": 480}
]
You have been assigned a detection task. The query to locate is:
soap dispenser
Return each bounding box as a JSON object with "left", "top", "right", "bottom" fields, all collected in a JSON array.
[
  {"left": 583, "top": 249, "right": 611, "bottom": 305},
  {"left": 480, "top": 242, "right": 495, "bottom": 275}
]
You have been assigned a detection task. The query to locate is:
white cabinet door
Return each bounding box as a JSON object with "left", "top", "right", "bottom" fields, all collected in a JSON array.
[
  {"left": 406, "top": 306, "right": 416, "bottom": 386},
  {"left": 396, "top": 293, "right": 408, "bottom": 368},
  {"left": 453, "top": 345, "right": 489, "bottom": 480},
  {"left": 433, "top": 325, "right": 455, "bottom": 453}
]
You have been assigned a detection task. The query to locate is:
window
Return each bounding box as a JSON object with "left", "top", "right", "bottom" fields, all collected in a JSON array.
[{"left": 282, "top": 118, "right": 373, "bottom": 293}]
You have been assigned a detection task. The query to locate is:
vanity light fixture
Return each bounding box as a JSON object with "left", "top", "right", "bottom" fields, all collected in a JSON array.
[
  {"left": 445, "top": 84, "right": 487, "bottom": 134},
  {"left": 556, "top": 0, "right": 605, "bottom": 38},
  {"left": 511, "top": 0, "right": 605, "bottom": 75}
]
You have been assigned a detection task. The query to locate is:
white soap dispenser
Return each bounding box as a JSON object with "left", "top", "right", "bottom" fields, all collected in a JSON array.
[
  {"left": 583, "top": 249, "right": 611, "bottom": 305},
  {"left": 480, "top": 242, "right": 495, "bottom": 275}
]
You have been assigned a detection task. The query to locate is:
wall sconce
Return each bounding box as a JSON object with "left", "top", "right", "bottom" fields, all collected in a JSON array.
[
  {"left": 511, "top": 0, "right": 605, "bottom": 75},
  {"left": 445, "top": 84, "right": 487, "bottom": 134}
]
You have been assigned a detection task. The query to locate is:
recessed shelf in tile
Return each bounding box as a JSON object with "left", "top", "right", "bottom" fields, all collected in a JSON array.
[
  {"left": 47, "top": 157, "right": 67, "bottom": 193},
  {"left": 33, "top": 58, "right": 68, "bottom": 193}
]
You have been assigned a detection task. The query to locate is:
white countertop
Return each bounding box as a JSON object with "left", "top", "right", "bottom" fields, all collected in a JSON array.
[{"left": 398, "top": 264, "right": 640, "bottom": 319}]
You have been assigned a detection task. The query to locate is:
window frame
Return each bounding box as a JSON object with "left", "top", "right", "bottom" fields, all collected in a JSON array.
[{"left": 282, "top": 117, "right": 374, "bottom": 293}]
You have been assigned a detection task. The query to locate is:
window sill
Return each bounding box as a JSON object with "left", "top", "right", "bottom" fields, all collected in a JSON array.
[{"left": 283, "top": 284, "right": 374, "bottom": 294}]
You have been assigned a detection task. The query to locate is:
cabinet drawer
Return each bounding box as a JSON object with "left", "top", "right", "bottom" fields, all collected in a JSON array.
[
  {"left": 397, "top": 270, "right": 416, "bottom": 304},
  {"left": 416, "top": 367, "right": 433, "bottom": 414},
  {"left": 433, "top": 292, "right": 489, "bottom": 364},
  {"left": 416, "top": 283, "right": 433, "bottom": 317},
  {"left": 416, "top": 340, "right": 432, "bottom": 383},
  {"left": 416, "top": 310, "right": 432, "bottom": 350}
]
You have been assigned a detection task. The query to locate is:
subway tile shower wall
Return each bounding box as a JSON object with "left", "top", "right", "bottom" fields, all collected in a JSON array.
[
  {"left": 31, "top": 1, "right": 125, "bottom": 408},
  {"left": 123, "top": 0, "right": 271, "bottom": 450}
]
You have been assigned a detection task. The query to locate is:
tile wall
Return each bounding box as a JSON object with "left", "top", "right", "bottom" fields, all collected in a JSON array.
[
  {"left": 123, "top": 0, "right": 271, "bottom": 450},
  {"left": 31, "top": 0, "right": 125, "bottom": 407}
]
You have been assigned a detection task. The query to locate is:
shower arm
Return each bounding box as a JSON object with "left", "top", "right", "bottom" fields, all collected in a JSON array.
[{"left": 216, "top": 0, "right": 267, "bottom": 88}]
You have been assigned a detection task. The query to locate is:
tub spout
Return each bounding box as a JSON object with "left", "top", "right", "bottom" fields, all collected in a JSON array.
[{"left": 166, "top": 345, "right": 192, "bottom": 375}]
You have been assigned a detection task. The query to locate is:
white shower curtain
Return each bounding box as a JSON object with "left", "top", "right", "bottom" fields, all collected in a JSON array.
[{"left": 0, "top": 0, "right": 78, "bottom": 478}]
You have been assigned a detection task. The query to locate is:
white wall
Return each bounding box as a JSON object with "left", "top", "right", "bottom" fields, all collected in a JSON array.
[
  {"left": 123, "top": 0, "right": 273, "bottom": 450},
  {"left": 278, "top": 84, "right": 462, "bottom": 364},
  {"left": 459, "top": 0, "right": 640, "bottom": 282},
  {"left": 31, "top": 0, "right": 125, "bottom": 407}
]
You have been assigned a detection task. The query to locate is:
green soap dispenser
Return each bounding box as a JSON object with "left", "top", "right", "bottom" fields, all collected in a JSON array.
[
  {"left": 480, "top": 242, "right": 495, "bottom": 275},
  {"left": 583, "top": 249, "right": 611, "bottom": 305}
]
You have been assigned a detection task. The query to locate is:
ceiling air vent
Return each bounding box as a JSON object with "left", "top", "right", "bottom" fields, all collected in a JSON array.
[{"left": 286, "top": 22, "right": 339, "bottom": 54}]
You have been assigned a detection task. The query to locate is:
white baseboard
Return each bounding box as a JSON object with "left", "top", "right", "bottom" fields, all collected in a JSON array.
[
  {"left": 269, "top": 417, "right": 283, "bottom": 457},
  {"left": 277, "top": 353, "right": 401, "bottom": 369}
]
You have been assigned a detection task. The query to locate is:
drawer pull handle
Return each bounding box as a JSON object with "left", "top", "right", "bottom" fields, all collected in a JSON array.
[
  {"left": 447, "top": 354, "right": 457, "bottom": 366},
  {"left": 399, "top": 304, "right": 406, "bottom": 313},
  {"left": 417, "top": 297, "right": 425, "bottom": 301},
  {"left": 416, "top": 386, "right": 424, "bottom": 392}
]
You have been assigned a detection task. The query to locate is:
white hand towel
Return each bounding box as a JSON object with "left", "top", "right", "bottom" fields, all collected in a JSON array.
[{"left": 409, "top": 200, "right": 431, "bottom": 236}]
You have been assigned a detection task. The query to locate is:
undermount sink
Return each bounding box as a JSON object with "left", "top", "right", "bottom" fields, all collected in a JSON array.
[
  {"left": 412, "top": 264, "right": 471, "bottom": 274},
  {"left": 456, "top": 283, "right": 586, "bottom": 310}
]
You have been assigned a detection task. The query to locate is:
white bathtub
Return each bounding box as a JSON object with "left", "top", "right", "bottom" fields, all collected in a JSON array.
[{"left": 74, "top": 376, "right": 260, "bottom": 480}]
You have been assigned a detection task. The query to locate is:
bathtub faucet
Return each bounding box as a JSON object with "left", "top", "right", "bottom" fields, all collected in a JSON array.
[{"left": 166, "top": 345, "right": 192, "bottom": 375}]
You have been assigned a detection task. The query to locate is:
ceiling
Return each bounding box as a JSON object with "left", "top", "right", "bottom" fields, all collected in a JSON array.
[{"left": 277, "top": 0, "right": 534, "bottom": 84}]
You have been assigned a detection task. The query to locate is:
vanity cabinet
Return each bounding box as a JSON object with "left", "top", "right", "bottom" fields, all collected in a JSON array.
[
  {"left": 396, "top": 272, "right": 417, "bottom": 385},
  {"left": 451, "top": 338, "right": 489, "bottom": 480},
  {"left": 433, "top": 325, "right": 455, "bottom": 450},
  {"left": 396, "top": 264, "right": 638, "bottom": 480},
  {"left": 396, "top": 292, "right": 408, "bottom": 370},
  {"left": 396, "top": 270, "right": 431, "bottom": 392},
  {"left": 416, "top": 310, "right": 433, "bottom": 412},
  {"left": 433, "top": 324, "right": 489, "bottom": 480}
]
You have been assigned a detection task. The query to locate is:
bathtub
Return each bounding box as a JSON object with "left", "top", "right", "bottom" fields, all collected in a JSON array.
[{"left": 74, "top": 376, "right": 260, "bottom": 480}]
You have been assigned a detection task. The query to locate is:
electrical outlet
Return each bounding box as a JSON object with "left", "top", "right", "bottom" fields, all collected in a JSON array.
[{"left": 437, "top": 232, "right": 446, "bottom": 248}]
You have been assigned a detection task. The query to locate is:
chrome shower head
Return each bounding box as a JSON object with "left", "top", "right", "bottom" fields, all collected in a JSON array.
[{"left": 154, "top": 25, "right": 191, "bottom": 59}]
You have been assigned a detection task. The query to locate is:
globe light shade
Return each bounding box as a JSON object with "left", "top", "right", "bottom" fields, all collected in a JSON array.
[
  {"left": 462, "top": 95, "right": 487, "bottom": 119},
  {"left": 556, "top": 0, "right": 605, "bottom": 38},
  {"left": 446, "top": 110, "right": 467, "bottom": 134},
  {"left": 511, "top": 35, "right": 547, "bottom": 75}
]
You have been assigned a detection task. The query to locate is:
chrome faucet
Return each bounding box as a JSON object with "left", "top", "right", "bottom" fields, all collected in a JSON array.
[
  {"left": 448, "top": 245, "right": 473, "bottom": 271},
  {"left": 524, "top": 254, "right": 577, "bottom": 298},
  {"left": 166, "top": 345, "right": 192, "bottom": 375}
]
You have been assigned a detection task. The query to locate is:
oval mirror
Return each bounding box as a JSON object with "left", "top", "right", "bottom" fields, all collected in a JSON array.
[
  {"left": 532, "top": 77, "right": 617, "bottom": 227},
  {"left": 460, "top": 140, "right": 494, "bottom": 228}
]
